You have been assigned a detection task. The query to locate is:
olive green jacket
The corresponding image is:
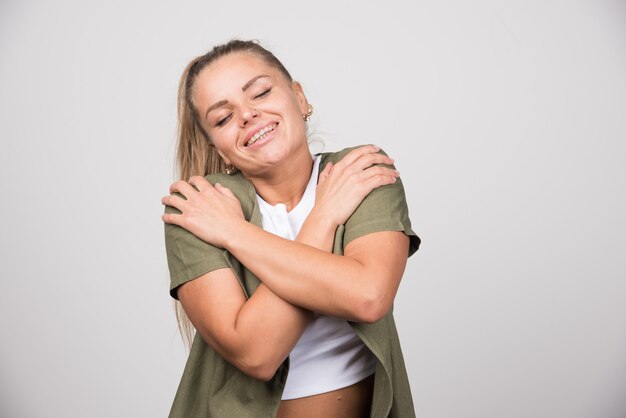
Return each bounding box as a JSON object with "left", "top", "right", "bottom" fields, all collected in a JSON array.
[{"left": 164, "top": 147, "right": 420, "bottom": 418}]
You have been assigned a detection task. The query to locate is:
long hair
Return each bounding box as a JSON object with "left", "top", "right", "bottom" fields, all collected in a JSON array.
[{"left": 174, "top": 39, "right": 294, "bottom": 348}]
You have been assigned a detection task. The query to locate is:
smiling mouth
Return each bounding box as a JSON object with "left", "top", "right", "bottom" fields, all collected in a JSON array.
[{"left": 245, "top": 123, "right": 278, "bottom": 147}]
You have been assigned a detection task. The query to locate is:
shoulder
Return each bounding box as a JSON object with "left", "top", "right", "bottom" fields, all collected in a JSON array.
[
  {"left": 203, "top": 172, "right": 254, "bottom": 194},
  {"left": 322, "top": 145, "right": 420, "bottom": 256},
  {"left": 203, "top": 172, "right": 257, "bottom": 215},
  {"left": 319, "top": 144, "right": 389, "bottom": 166}
]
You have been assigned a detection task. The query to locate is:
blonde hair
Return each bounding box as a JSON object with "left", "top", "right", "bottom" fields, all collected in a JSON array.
[{"left": 173, "top": 40, "right": 294, "bottom": 348}]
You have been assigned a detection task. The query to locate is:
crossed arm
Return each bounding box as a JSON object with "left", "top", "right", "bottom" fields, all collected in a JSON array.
[{"left": 163, "top": 146, "right": 409, "bottom": 380}]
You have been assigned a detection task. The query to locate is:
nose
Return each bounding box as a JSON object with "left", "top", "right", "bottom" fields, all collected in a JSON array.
[{"left": 240, "top": 106, "right": 259, "bottom": 126}]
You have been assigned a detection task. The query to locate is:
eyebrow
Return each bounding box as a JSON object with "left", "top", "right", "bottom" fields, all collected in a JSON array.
[
  {"left": 242, "top": 74, "right": 269, "bottom": 91},
  {"left": 204, "top": 100, "right": 228, "bottom": 119},
  {"left": 204, "top": 75, "right": 270, "bottom": 120}
]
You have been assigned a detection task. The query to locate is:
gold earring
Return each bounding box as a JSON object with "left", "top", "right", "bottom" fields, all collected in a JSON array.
[
  {"left": 303, "top": 104, "right": 313, "bottom": 121},
  {"left": 224, "top": 164, "right": 237, "bottom": 175}
]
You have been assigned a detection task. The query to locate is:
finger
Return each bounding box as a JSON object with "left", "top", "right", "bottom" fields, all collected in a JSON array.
[
  {"left": 334, "top": 145, "right": 381, "bottom": 169},
  {"left": 362, "top": 165, "right": 400, "bottom": 177},
  {"left": 352, "top": 152, "right": 395, "bottom": 172},
  {"left": 188, "top": 176, "right": 212, "bottom": 193},
  {"left": 161, "top": 194, "right": 189, "bottom": 212},
  {"left": 336, "top": 153, "right": 395, "bottom": 178},
  {"left": 359, "top": 173, "right": 398, "bottom": 194},
  {"left": 319, "top": 161, "right": 333, "bottom": 178},
  {"left": 214, "top": 182, "right": 236, "bottom": 198},
  {"left": 162, "top": 212, "right": 183, "bottom": 225},
  {"left": 169, "top": 180, "right": 197, "bottom": 198}
]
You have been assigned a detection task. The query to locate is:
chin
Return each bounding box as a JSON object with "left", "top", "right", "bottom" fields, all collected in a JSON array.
[{"left": 259, "top": 141, "right": 292, "bottom": 163}]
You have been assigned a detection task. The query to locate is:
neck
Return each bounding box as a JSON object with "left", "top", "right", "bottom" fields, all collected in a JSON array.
[{"left": 249, "top": 148, "right": 314, "bottom": 212}]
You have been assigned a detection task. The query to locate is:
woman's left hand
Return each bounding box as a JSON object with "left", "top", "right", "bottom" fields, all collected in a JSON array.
[
  {"left": 161, "top": 176, "right": 245, "bottom": 248},
  {"left": 312, "top": 145, "right": 399, "bottom": 228}
]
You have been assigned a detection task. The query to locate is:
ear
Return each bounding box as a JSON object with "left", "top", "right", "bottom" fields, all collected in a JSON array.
[
  {"left": 215, "top": 148, "right": 232, "bottom": 166},
  {"left": 206, "top": 139, "right": 233, "bottom": 166},
  {"left": 291, "top": 81, "right": 309, "bottom": 116}
]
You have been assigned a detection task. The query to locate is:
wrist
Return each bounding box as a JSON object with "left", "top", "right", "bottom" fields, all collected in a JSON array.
[
  {"left": 297, "top": 209, "right": 338, "bottom": 251},
  {"left": 221, "top": 217, "right": 252, "bottom": 250},
  {"left": 305, "top": 208, "right": 338, "bottom": 234}
]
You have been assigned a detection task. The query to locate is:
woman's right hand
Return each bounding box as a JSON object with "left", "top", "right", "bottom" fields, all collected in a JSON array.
[
  {"left": 162, "top": 177, "right": 246, "bottom": 249},
  {"left": 312, "top": 145, "right": 399, "bottom": 228}
]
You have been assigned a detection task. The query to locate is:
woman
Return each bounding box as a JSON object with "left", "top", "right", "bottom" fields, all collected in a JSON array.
[{"left": 162, "top": 39, "right": 420, "bottom": 418}]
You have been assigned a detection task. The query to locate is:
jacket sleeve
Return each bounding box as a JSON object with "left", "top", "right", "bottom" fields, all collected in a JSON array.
[
  {"left": 164, "top": 198, "right": 230, "bottom": 300},
  {"left": 163, "top": 173, "right": 260, "bottom": 299},
  {"left": 341, "top": 149, "right": 420, "bottom": 257}
]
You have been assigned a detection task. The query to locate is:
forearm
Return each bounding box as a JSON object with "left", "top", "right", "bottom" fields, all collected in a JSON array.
[
  {"left": 225, "top": 218, "right": 404, "bottom": 322},
  {"left": 191, "top": 213, "right": 338, "bottom": 380},
  {"left": 179, "top": 267, "right": 310, "bottom": 381},
  {"left": 295, "top": 208, "right": 336, "bottom": 252},
  {"left": 226, "top": 284, "right": 310, "bottom": 380},
  {"left": 235, "top": 212, "right": 338, "bottom": 355}
]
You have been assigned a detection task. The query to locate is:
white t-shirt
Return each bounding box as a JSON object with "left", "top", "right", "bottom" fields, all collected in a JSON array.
[{"left": 255, "top": 155, "right": 377, "bottom": 400}]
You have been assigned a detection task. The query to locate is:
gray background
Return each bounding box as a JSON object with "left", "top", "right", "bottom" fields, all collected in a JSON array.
[{"left": 1, "top": 0, "right": 625, "bottom": 417}]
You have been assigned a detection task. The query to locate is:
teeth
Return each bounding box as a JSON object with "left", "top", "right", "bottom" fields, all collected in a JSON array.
[{"left": 247, "top": 124, "right": 277, "bottom": 146}]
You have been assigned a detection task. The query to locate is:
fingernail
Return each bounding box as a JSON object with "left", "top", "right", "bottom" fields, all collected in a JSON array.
[{"left": 394, "top": 170, "right": 400, "bottom": 175}]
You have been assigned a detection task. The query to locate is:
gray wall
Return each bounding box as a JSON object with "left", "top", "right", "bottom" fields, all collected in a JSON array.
[{"left": 1, "top": 1, "right": 625, "bottom": 417}]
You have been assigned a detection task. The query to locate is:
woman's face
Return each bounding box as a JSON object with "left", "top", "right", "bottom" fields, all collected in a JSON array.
[{"left": 192, "top": 52, "right": 310, "bottom": 177}]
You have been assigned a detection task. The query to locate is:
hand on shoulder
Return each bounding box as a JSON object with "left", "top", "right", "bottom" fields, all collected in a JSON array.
[
  {"left": 312, "top": 144, "right": 399, "bottom": 227},
  {"left": 161, "top": 176, "right": 245, "bottom": 248}
]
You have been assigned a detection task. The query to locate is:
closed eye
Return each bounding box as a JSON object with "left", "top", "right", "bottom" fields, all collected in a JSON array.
[
  {"left": 216, "top": 114, "right": 232, "bottom": 127},
  {"left": 255, "top": 87, "right": 271, "bottom": 99}
]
